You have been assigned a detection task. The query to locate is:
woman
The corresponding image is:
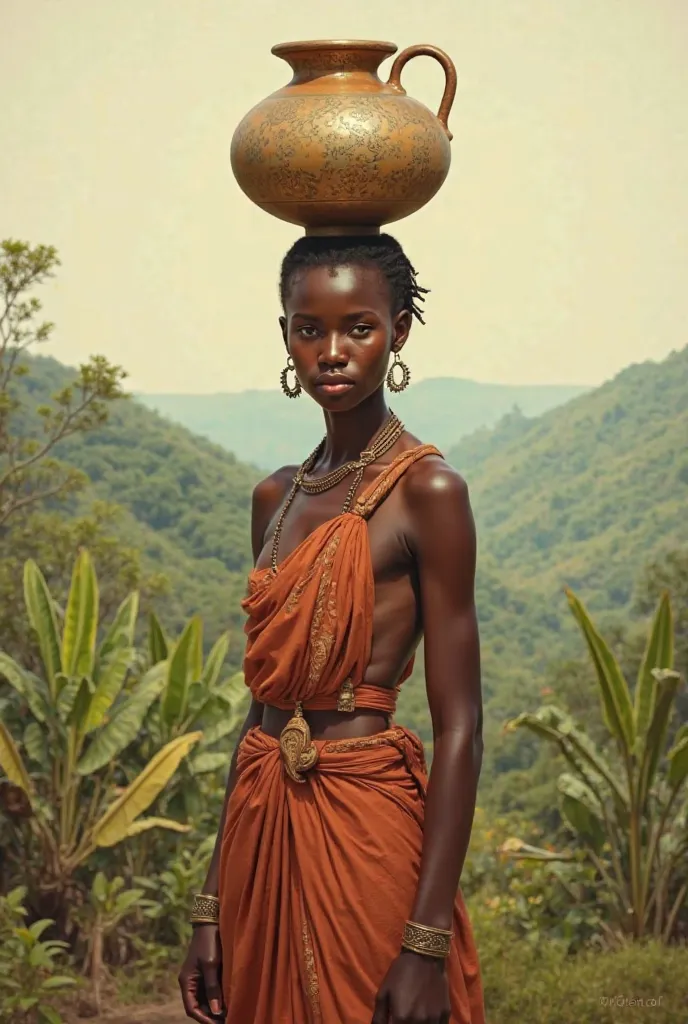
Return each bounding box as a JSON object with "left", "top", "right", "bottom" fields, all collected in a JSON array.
[{"left": 179, "top": 234, "right": 485, "bottom": 1024}]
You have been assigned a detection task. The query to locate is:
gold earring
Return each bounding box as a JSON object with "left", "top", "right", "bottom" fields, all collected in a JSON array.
[
  {"left": 280, "top": 356, "right": 302, "bottom": 399},
  {"left": 386, "top": 351, "right": 410, "bottom": 393}
]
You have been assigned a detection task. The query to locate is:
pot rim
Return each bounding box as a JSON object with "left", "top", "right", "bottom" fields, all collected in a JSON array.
[{"left": 271, "top": 39, "right": 397, "bottom": 57}]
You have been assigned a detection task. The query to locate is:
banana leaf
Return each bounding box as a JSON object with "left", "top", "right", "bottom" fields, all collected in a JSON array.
[
  {"left": 61, "top": 549, "right": 99, "bottom": 679},
  {"left": 634, "top": 593, "right": 673, "bottom": 747},
  {"left": 566, "top": 589, "right": 634, "bottom": 755},
  {"left": 0, "top": 721, "right": 33, "bottom": 795},
  {"left": 98, "top": 592, "right": 140, "bottom": 665},
  {"left": 201, "top": 632, "right": 230, "bottom": 690},
  {"left": 92, "top": 731, "right": 201, "bottom": 847},
  {"left": 23, "top": 561, "right": 61, "bottom": 699}
]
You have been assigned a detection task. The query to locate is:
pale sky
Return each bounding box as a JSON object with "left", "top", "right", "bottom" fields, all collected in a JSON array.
[{"left": 3, "top": 0, "right": 687, "bottom": 393}]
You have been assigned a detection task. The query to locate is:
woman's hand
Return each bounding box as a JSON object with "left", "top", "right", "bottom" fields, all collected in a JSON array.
[
  {"left": 178, "top": 923, "right": 225, "bottom": 1023},
  {"left": 372, "top": 950, "right": 451, "bottom": 1024}
]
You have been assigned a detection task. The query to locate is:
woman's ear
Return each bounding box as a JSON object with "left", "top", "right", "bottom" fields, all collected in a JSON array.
[
  {"left": 391, "top": 309, "right": 412, "bottom": 353},
  {"left": 279, "top": 316, "right": 288, "bottom": 348}
]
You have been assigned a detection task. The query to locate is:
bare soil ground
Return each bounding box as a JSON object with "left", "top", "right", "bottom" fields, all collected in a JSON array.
[{"left": 64, "top": 1000, "right": 188, "bottom": 1023}]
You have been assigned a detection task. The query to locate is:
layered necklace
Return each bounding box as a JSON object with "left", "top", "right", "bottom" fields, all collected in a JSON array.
[{"left": 270, "top": 410, "right": 404, "bottom": 572}]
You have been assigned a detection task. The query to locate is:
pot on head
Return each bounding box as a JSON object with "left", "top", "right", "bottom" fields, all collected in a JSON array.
[{"left": 230, "top": 39, "right": 457, "bottom": 235}]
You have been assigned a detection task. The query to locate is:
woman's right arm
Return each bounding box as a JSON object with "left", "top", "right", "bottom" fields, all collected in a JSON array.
[{"left": 179, "top": 468, "right": 294, "bottom": 1023}]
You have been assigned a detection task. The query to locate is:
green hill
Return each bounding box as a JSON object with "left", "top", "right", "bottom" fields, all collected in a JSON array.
[
  {"left": 449, "top": 346, "right": 688, "bottom": 616},
  {"left": 11, "top": 356, "right": 261, "bottom": 655},
  {"left": 138, "top": 377, "right": 588, "bottom": 469}
]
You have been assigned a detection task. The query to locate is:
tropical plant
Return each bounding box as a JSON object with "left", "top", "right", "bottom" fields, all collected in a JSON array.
[
  {"left": 141, "top": 612, "right": 246, "bottom": 820},
  {"left": 0, "top": 549, "right": 200, "bottom": 927},
  {"left": 136, "top": 834, "right": 216, "bottom": 947},
  {"left": 0, "top": 886, "right": 76, "bottom": 1024},
  {"left": 506, "top": 590, "right": 688, "bottom": 941},
  {"left": 75, "top": 872, "right": 145, "bottom": 1015}
]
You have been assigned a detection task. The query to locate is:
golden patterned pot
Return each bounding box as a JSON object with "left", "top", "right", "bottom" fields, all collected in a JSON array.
[{"left": 230, "top": 39, "right": 457, "bottom": 234}]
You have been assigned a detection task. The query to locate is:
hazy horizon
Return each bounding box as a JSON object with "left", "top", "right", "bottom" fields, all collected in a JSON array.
[{"left": 3, "top": 0, "right": 687, "bottom": 394}]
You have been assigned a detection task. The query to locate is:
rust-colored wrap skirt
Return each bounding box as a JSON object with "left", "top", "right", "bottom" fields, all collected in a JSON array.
[{"left": 218, "top": 727, "right": 484, "bottom": 1023}]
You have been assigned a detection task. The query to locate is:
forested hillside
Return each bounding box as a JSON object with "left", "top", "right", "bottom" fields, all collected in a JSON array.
[
  {"left": 13, "top": 356, "right": 261, "bottom": 652},
  {"left": 139, "top": 377, "right": 588, "bottom": 469}
]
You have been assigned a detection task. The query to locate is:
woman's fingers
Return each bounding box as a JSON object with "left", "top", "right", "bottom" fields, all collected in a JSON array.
[
  {"left": 201, "top": 956, "right": 225, "bottom": 1018},
  {"left": 179, "top": 968, "right": 219, "bottom": 1024}
]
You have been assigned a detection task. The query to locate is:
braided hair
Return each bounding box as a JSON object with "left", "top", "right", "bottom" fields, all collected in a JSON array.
[{"left": 279, "top": 233, "right": 429, "bottom": 325}]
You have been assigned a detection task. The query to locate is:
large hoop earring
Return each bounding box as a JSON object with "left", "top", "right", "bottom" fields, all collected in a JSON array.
[
  {"left": 280, "top": 356, "right": 302, "bottom": 399},
  {"left": 386, "top": 351, "right": 411, "bottom": 393}
]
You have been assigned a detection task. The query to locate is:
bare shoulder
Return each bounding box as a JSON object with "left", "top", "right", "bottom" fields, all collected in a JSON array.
[
  {"left": 252, "top": 464, "right": 297, "bottom": 510},
  {"left": 402, "top": 452, "right": 474, "bottom": 550},
  {"left": 251, "top": 464, "right": 297, "bottom": 561}
]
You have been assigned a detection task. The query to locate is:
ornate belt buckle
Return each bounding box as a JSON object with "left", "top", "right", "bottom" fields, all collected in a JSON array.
[{"left": 337, "top": 678, "right": 356, "bottom": 713}]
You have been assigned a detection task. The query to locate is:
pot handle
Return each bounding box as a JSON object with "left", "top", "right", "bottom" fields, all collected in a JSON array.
[{"left": 387, "top": 44, "right": 457, "bottom": 140}]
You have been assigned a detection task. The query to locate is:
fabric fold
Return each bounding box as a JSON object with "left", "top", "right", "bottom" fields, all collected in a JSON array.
[{"left": 218, "top": 727, "right": 484, "bottom": 1024}]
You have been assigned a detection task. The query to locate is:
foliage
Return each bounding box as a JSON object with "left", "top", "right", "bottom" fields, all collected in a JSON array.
[
  {"left": 0, "top": 501, "right": 167, "bottom": 666},
  {"left": 470, "top": 900, "right": 688, "bottom": 1024},
  {"left": 0, "top": 549, "right": 201, "bottom": 926},
  {"left": 507, "top": 591, "right": 688, "bottom": 941},
  {"left": 75, "top": 872, "right": 145, "bottom": 1015},
  {"left": 136, "top": 836, "right": 216, "bottom": 948},
  {"left": 0, "top": 240, "right": 126, "bottom": 527},
  {"left": 0, "top": 886, "right": 76, "bottom": 1024}
]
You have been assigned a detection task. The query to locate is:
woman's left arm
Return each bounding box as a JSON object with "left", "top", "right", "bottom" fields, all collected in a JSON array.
[
  {"left": 372, "top": 459, "right": 482, "bottom": 1024},
  {"left": 407, "top": 459, "right": 482, "bottom": 930}
]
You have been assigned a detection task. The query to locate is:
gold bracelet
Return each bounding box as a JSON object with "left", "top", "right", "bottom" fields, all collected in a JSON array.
[
  {"left": 401, "top": 920, "right": 453, "bottom": 959},
  {"left": 190, "top": 893, "right": 220, "bottom": 925}
]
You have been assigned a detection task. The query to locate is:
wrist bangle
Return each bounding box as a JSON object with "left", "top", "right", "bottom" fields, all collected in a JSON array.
[
  {"left": 190, "top": 893, "right": 220, "bottom": 925},
  {"left": 401, "top": 920, "right": 452, "bottom": 959}
]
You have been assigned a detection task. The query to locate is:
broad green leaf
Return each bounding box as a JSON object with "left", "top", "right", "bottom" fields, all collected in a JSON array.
[
  {"left": 23, "top": 722, "right": 46, "bottom": 766},
  {"left": 123, "top": 816, "right": 191, "bottom": 838},
  {"left": 161, "top": 617, "right": 201, "bottom": 727},
  {"left": 637, "top": 669, "right": 682, "bottom": 810},
  {"left": 148, "top": 611, "right": 168, "bottom": 665},
  {"left": 66, "top": 677, "right": 94, "bottom": 734},
  {"left": 197, "top": 712, "right": 242, "bottom": 747},
  {"left": 40, "top": 977, "right": 77, "bottom": 991},
  {"left": 99, "top": 591, "right": 139, "bottom": 664},
  {"left": 634, "top": 592, "right": 673, "bottom": 744},
  {"left": 508, "top": 706, "right": 627, "bottom": 808},
  {"left": 192, "top": 751, "right": 229, "bottom": 774},
  {"left": 23, "top": 561, "right": 61, "bottom": 699},
  {"left": 57, "top": 678, "right": 82, "bottom": 722},
  {"left": 28, "top": 919, "right": 53, "bottom": 940},
  {"left": 76, "top": 662, "right": 168, "bottom": 775},
  {"left": 0, "top": 721, "right": 33, "bottom": 795},
  {"left": 112, "top": 888, "right": 145, "bottom": 917},
  {"left": 201, "top": 632, "right": 230, "bottom": 690},
  {"left": 62, "top": 549, "right": 99, "bottom": 679},
  {"left": 83, "top": 647, "right": 133, "bottom": 734},
  {"left": 92, "top": 871, "right": 108, "bottom": 902},
  {"left": 0, "top": 654, "right": 48, "bottom": 723},
  {"left": 559, "top": 774, "right": 606, "bottom": 854},
  {"left": 92, "top": 731, "right": 201, "bottom": 847},
  {"left": 566, "top": 589, "right": 635, "bottom": 756}
]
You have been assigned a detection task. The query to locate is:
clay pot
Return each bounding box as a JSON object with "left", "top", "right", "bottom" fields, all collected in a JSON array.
[{"left": 230, "top": 39, "right": 457, "bottom": 234}]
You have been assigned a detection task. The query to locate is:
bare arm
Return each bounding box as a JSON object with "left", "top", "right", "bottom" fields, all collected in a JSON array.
[{"left": 407, "top": 460, "right": 483, "bottom": 929}]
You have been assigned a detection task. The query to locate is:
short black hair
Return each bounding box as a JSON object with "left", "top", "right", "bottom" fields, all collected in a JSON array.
[{"left": 279, "top": 233, "right": 429, "bottom": 325}]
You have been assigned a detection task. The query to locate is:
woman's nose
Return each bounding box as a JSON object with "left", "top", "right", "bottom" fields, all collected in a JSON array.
[{"left": 318, "top": 333, "right": 349, "bottom": 367}]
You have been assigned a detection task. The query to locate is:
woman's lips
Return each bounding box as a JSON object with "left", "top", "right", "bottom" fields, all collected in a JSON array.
[{"left": 315, "top": 382, "right": 355, "bottom": 395}]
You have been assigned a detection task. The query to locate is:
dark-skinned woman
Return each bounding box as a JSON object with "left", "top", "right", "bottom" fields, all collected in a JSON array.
[{"left": 179, "top": 234, "right": 485, "bottom": 1024}]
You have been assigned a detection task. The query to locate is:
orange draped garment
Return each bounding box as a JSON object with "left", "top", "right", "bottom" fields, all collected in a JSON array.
[{"left": 218, "top": 445, "right": 484, "bottom": 1024}]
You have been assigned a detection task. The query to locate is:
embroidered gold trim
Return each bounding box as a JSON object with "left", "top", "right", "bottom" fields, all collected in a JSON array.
[
  {"left": 301, "top": 918, "right": 322, "bottom": 1020},
  {"left": 307, "top": 534, "right": 341, "bottom": 684},
  {"left": 323, "top": 728, "right": 405, "bottom": 754}
]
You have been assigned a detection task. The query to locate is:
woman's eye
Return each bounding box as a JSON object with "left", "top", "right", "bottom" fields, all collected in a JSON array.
[
  {"left": 350, "top": 324, "right": 373, "bottom": 338},
  {"left": 297, "top": 326, "right": 319, "bottom": 339}
]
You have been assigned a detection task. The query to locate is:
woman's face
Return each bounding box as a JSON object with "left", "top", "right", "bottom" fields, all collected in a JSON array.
[{"left": 280, "top": 263, "right": 411, "bottom": 411}]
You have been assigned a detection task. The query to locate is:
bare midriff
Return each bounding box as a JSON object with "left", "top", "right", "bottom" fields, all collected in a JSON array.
[{"left": 261, "top": 705, "right": 391, "bottom": 741}]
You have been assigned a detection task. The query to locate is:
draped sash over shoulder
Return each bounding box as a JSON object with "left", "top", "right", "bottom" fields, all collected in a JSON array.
[{"left": 242, "top": 444, "right": 442, "bottom": 708}]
